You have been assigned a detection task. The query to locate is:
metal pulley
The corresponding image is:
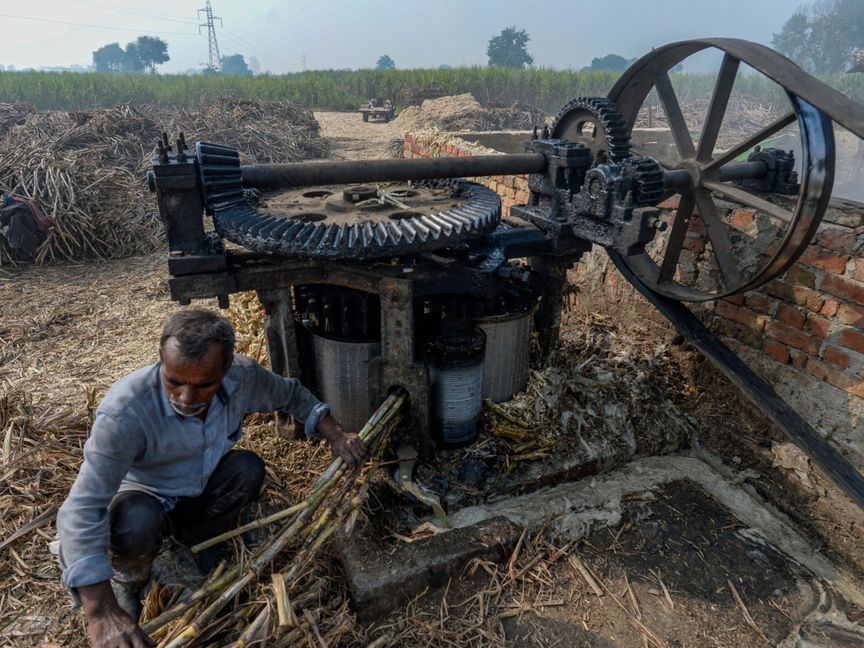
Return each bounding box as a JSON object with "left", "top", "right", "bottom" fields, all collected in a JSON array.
[{"left": 604, "top": 38, "right": 862, "bottom": 301}]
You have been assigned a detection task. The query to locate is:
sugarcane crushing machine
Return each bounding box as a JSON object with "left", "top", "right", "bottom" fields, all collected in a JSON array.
[{"left": 149, "top": 39, "right": 864, "bottom": 509}]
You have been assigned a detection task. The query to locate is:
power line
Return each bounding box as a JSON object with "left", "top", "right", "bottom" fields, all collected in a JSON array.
[
  {"left": 221, "top": 27, "right": 297, "bottom": 68},
  {"left": 0, "top": 11, "right": 196, "bottom": 35},
  {"left": 65, "top": 0, "right": 197, "bottom": 25},
  {"left": 198, "top": 1, "right": 222, "bottom": 71}
]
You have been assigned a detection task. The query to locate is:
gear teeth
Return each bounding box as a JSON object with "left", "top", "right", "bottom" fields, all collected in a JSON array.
[
  {"left": 630, "top": 156, "right": 665, "bottom": 206},
  {"left": 201, "top": 143, "right": 501, "bottom": 260},
  {"left": 551, "top": 97, "right": 631, "bottom": 163}
]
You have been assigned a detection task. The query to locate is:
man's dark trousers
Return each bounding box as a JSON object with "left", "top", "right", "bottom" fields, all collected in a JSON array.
[{"left": 108, "top": 449, "right": 266, "bottom": 577}]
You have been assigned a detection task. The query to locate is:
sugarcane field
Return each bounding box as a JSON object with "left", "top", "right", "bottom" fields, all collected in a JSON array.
[{"left": 3, "top": 2, "right": 864, "bottom": 647}]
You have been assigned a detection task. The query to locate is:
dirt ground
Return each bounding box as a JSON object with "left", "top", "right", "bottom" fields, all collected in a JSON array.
[
  {"left": 313, "top": 111, "right": 406, "bottom": 160},
  {"left": 1, "top": 110, "right": 864, "bottom": 647}
]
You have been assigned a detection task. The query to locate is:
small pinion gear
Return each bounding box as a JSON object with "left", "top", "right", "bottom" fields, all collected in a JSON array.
[{"left": 550, "top": 97, "right": 630, "bottom": 164}]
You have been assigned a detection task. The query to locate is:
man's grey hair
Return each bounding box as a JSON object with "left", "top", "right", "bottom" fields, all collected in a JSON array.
[{"left": 160, "top": 309, "right": 235, "bottom": 370}]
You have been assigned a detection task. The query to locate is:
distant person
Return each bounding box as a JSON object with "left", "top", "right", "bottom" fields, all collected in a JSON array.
[{"left": 57, "top": 309, "right": 365, "bottom": 648}]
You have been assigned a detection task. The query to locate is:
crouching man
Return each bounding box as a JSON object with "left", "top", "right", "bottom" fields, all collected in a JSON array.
[{"left": 57, "top": 309, "right": 365, "bottom": 648}]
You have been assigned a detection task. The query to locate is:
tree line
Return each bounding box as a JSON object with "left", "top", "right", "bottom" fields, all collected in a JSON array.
[{"left": 92, "top": 36, "right": 254, "bottom": 75}]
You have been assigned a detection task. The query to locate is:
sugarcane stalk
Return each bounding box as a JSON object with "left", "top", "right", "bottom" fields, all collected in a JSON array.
[
  {"left": 150, "top": 431, "right": 365, "bottom": 636},
  {"left": 233, "top": 604, "right": 270, "bottom": 647},
  {"left": 282, "top": 415, "right": 396, "bottom": 582},
  {"left": 143, "top": 564, "right": 242, "bottom": 634},
  {"left": 190, "top": 501, "right": 308, "bottom": 554},
  {"left": 160, "top": 391, "right": 406, "bottom": 647},
  {"left": 310, "top": 390, "right": 404, "bottom": 490}
]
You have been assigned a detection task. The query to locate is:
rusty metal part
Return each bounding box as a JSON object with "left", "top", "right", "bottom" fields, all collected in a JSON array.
[{"left": 608, "top": 38, "right": 837, "bottom": 302}]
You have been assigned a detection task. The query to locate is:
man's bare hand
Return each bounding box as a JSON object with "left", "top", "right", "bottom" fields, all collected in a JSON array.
[
  {"left": 87, "top": 607, "right": 154, "bottom": 648},
  {"left": 78, "top": 581, "right": 154, "bottom": 648},
  {"left": 330, "top": 431, "right": 367, "bottom": 466},
  {"left": 316, "top": 415, "right": 367, "bottom": 466}
]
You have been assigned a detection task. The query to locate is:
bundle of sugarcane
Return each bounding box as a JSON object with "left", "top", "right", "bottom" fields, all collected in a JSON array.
[
  {"left": 142, "top": 388, "right": 407, "bottom": 647},
  {"left": 0, "top": 99, "right": 329, "bottom": 266}
]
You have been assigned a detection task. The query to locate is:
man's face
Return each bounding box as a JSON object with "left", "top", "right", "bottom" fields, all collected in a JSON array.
[{"left": 160, "top": 339, "right": 227, "bottom": 418}]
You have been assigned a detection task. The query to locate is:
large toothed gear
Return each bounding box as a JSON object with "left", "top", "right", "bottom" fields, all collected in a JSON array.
[
  {"left": 196, "top": 142, "right": 501, "bottom": 260},
  {"left": 550, "top": 97, "right": 630, "bottom": 164}
]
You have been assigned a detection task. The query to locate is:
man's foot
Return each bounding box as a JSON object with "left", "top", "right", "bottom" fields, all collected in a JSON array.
[
  {"left": 110, "top": 576, "right": 147, "bottom": 622},
  {"left": 151, "top": 544, "right": 206, "bottom": 591}
]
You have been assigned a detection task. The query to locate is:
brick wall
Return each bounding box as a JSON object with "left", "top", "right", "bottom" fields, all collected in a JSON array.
[
  {"left": 404, "top": 130, "right": 864, "bottom": 457},
  {"left": 404, "top": 132, "right": 529, "bottom": 215}
]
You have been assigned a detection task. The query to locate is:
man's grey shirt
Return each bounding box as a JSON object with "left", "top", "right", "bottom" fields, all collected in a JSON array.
[{"left": 57, "top": 354, "right": 325, "bottom": 592}]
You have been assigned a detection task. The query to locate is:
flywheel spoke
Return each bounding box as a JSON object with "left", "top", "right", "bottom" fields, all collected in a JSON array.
[
  {"left": 703, "top": 181, "right": 794, "bottom": 224},
  {"left": 696, "top": 54, "right": 740, "bottom": 162},
  {"left": 701, "top": 112, "right": 796, "bottom": 175},
  {"left": 654, "top": 71, "right": 696, "bottom": 159},
  {"left": 658, "top": 193, "right": 695, "bottom": 283},
  {"left": 693, "top": 188, "right": 742, "bottom": 288}
]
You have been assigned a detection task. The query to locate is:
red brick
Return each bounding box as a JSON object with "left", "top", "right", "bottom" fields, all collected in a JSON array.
[
  {"left": 658, "top": 195, "right": 680, "bottom": 210},
  {"left": 731, "top": 208, "right": 756, "bottom": 229},
  {"left": 790, "top": 349, "right": 808, "bottom": 370},
  {"left": 777, "top": 304, "right": 806, "bottom": 329},
  {"left": 683, "top": 234, "right": 706, "bottom": 253},
  {"left": 820, "top": 299, "right": 841, "bottom": 317},
  {"left": 804, "top": 315, "right": 830, "bottom": 338},
  {"left": 837, "top": 303, "right": 864, "bottom": 329},
  {"left": 820, "top": 274, "right": 864, "bottom": 304},
  {"left": 725, "top": 294, "right": 746, "bottom": 306},
  {"left": 851, "top": 381, "right": 864, "bottom": 398},
  {"left": 745, "top": 293, "right": 776, "bottom": 315},
  {"left": 805, "top": 358, "right": 859, "bottom": 391},
  {"left": 766, "top": 321, "right": 821, "bottom": 355},
  {"left": 854, "top": 259, "right": 864, "bottom": 282},
  {"left": 798, "top": 247, "right": 850, "bottom": 274},
  {"left": 784, "top": 266, "right": 817, "bottom": 288},
  {"left": 688, "top": 216, "right": 705, "bottom": 235},
  {"left": 762, "top": 339, "right": 790, "bottom": 364},
  {"left": 823, "top": 346, "right": 851, "bottom": 370},
  {"left": 839, "top": 327, "right": 864, "bottom": 354},
  {"left": 515, "top": 190, "right": 529, "bottom": 203},
  {"left": 766, "top": 281, "right": 825, "bottom": 312},
  {"left": 818, "top": 227, "right": 859, "bottom": 254},
  {"left": 714, "top": 318, "right": 763, "bottom": 350},
  {"left": 716, "top": 301, "right": 766, "bottom": 332}
]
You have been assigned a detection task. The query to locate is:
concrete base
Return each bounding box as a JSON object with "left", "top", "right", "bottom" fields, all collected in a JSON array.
[
  {"left": 335, "top": 516, "right": 521, "bottom": 621},
  {"left": 339, "top": 453, "right": 864, "bottom": 622}
]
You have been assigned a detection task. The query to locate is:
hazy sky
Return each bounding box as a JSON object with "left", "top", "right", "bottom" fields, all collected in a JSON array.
[{"left": 0, "top": 0, "right": 802, "bottom": 73}]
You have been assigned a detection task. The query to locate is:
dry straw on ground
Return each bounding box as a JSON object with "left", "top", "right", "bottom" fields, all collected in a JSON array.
[{"left": 0, "top": 99, "right": 328, "bottom": 266}]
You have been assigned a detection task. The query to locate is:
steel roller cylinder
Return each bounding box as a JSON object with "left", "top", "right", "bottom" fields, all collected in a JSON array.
[
  {"left": 475, "top": 300, "right": 538, "bottom": 403},
  {"left": 428, "top": 327, "right": 486, "bottom": 447},
  {"left": 310, "top": 334, "right": 380, "bottom": 433}
]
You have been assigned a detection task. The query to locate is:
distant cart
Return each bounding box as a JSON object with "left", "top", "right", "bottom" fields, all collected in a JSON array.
[{"left": 359, "top": 98, "right": 395, "bottom": 123}]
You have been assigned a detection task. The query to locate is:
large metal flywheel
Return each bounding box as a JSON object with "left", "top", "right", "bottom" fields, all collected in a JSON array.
[{"left": 605, "top": 39, "right": 859, "bottom": 302}]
